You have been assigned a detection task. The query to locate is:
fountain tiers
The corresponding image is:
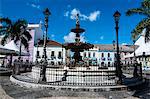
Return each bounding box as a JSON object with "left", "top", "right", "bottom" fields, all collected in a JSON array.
[{"left": 63, "top": 14, "right": 94, "bottom": 63}]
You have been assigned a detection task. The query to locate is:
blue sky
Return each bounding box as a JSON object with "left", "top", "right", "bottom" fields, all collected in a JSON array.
[{"left": 0, "top": 0, "right": 144, "bottom": 44}]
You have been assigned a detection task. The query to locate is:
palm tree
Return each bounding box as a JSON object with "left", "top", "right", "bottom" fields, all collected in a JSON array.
[
  {"left": 0, "top": 17, "right": 32, "bottom": 48},
  {"left": 126, "top": 0, "right": 150, "bottom": 42},
  {"left": 0, "top": 17, "right": 32, "bottom": 67},
  {"left": 126, "top": 0, "right": 150, "bottom": 78}
]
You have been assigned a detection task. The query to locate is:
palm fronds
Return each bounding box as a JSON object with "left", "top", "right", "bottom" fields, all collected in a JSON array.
[
  {"left": 0, "top": 17, "right": 32, "bottom": 49},
  {"left": 126, "top": 0, "right": 150, "bottom": 42}
]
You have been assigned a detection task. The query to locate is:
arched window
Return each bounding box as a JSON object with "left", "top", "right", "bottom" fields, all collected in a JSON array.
[
  {"left": 51, "top": 51, "right": 55, "bottom": 57},
  {"left": 108, "top": 53, "right": 110, "bottom": 57},
  {"left": 84, "top": 52, "right": 86, "bottom": 57},
  {"left": 101, "top": 53, "right": 104, "bottom": 57},
  {"left": 58, "top": 51, "right": 62, "bottom": 59},
  {"left": 108, "top": 62, "right": 110, "bottom": 67},
  {"left": 88, "top": 52, "right": 91, "bottom": 58},
  {"left": 101, "top": 62, "right": 104, "bottom": 67},
  {"left": 93, "top": 52, "right": 95, "bottom": 57}
]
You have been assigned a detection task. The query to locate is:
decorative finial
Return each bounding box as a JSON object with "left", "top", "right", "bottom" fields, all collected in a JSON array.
[{"left": 76, "top": 13, "right": 80, "bottom": 26}]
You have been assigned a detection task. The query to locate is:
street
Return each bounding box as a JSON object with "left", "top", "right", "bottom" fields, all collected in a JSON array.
[{"left": 0, "top": 74, "right": 149, "bottom": 99}]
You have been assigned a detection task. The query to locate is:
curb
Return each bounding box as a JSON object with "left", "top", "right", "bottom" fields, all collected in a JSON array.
[
  {"left": 10, "top": 75, "right": 128, "bottom": 92},
  {"left": 0, "top": 70, "right": 12, "bottom": 76}
]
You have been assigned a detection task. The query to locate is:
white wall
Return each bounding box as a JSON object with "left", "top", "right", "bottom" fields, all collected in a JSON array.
[
  {"left": 33, "top": 46, "right": 66, "bottom": 65},
  {"left": 81, "top": 50, "right": 115, "bottom": 66}
]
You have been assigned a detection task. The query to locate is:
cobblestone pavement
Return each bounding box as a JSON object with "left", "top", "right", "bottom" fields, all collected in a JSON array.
[
  {"left": 0, "top": 75, "right": 141, "bottom": 99},
  {"left": 132, "top": 75, "right": 150, "bottom": 99}
]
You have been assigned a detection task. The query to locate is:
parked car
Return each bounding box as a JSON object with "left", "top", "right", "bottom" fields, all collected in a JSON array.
[{"left": 142, "top": 66, "right": 150, "bottom": 71}]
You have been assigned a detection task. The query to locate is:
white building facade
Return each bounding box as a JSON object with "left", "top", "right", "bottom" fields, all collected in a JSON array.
[
  {"left": 33, "top": 40, "right": 66, "bottom": 65},
  {"left": 124, "top": 29, "right": 150, "bottom": 67},
  {"left": 81, "top": 45, "right": 115, "bottom": 67}
]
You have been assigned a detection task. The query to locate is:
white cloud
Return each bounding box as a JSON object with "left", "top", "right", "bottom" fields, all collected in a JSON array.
[
  {"left": 50, "top": 34, "right": 55, "bottom": 40},
  {"left": 65, "top": 8, "right": 100, "bottom": 22},
  {"left": 122, "top": 43, "right": 127, "bottom": 45},
  {"left": 51, "top": 34, "right": 55, "bottom": 38},
  {"left": 89, "top": 11, "right": 100, "bottom": 21},
  {"left": 100, "top": 36, "right": 104, "bottom": 40},
  {"left": 70, "top": 8, "right": 80, "bottom": 20},
  {"left": 80, "top": 33, "right": 86, "bottom": 42},
  {"left": 64, "top": 11, "right": 69, "bottom": 17},
  {"left": 94, "top": 41, "right": 98, "bottom": 43},
  {"left": 26, "top": 3, "right": 41, "bottom": 10},
  {"left": 64, "top": 32, "right": 86, "bottom": 43},
  {"left": 67, "top": 5, "right": 71, "bottom": 8},
  {"left": 64, "top": 32, "right": 75, "bottom": 43}
]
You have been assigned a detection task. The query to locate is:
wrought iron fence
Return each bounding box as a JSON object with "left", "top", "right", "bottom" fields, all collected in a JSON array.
[
  {"left": 122, "top": 63, "right": 142, "bottom": 78},
  {"left": 32, "top": 65, "right": 117, "bottom": 86}
]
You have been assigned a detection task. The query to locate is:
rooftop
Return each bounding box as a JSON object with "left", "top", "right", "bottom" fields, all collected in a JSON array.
[
  {"left": 94, "top": 44, "right": 138, "bottom": 52},
  {"left": 37, "top": 39, "right": 62, "bottom": 47}
]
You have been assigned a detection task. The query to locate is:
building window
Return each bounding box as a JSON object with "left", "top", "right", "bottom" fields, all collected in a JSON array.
[
  {"left": 108, "top": 62, "right": 110, "bottom": 67},
  {"left": 58, "top": 51, "right": 62, "bottom": 59},
  {"left": 84, "top": 52, "right": 86, "bottom": 57},
  {"left": 115, "top": 53, "right": 117, "bottom": 58},
  {"left": 88, "top": 52, "right": 91, "bottom": 58},
  {"left": 51, "top": 61, "right": 54, "bottom": 65},
  {"left": 101, "top": 62, "right": 104, "bottom": 67},
  {"left": 124, "top": 52, "right": 127, "bottom": 55},
  {"left": 108, "top": 53, "right": 110, "bottom": 57},
  {"left": 51, "top": 51, "right": 55, "bottom": 57},
  {"left": 101, "top": 53, "right": 104, "bottom": 57},
  {"left": 93, "top": 52, "right": 95, "bottom": 57}
]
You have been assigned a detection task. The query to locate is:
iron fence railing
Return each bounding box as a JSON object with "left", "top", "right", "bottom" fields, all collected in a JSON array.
[{"left": 32, "top": 66, "right": 117, "bottom": 86}]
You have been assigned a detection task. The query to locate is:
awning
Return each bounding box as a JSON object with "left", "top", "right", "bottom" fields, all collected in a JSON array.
[
  {"left": 0, "top": 45, "right": 16, "bottom": 55},
  {"left": 4, "top": 40, "right": 30, "bottom": 56}
]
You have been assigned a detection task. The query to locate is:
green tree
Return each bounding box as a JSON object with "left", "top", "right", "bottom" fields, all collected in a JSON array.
[
  {"left": 126, "top": 0, "right": 150, "bottom": 42},
  {"left": 0, "top": 17, "right": 32, "bottom": 68},
  {"left": 0, "top": 17, "right": 32, "bottom": 49}
]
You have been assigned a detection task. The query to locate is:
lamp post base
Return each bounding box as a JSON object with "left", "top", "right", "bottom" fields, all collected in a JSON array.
[{"left": 38, "top": 61, "right": 47, "bottom": 82}]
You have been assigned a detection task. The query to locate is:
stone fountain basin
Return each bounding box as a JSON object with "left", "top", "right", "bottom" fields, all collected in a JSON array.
[{"left": 32, "top": 66, "right": 116, "bottom": 85}]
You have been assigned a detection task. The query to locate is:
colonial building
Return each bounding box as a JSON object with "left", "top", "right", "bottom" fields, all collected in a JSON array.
[
  {"left": 0, "top": 23, "right": 43, "bottom": 67},
  {"left": 33, "top": 40, "right": 66, "bottom": 65},
  {"left": 81, "top": 44, "right": 134, "bottom": 67},
  {"left": 124, "top": 29, "right": 150, "bottom": 67},
  {"left": 81, "top": 45, "right": 115, "bottom": 67}
]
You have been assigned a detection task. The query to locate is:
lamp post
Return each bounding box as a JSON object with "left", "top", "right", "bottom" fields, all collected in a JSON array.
[
  {"left": 112, "top": 40, "right": 116, "bottom": 67},
  {"left": 142, "top": 52, "right": 145, "bottom": 66},
  {"left": 112, "top": 40, "right": 115, "bottom": 49},
  {"left": 133, "top": 40, "right": 138, "bottom": 77},
  {"left": 36, "top": 39, "right": 40, "bottom": 63},
  {"left": 113, "top": 11, "right": 122, "bottom": 84},
  {"left": 43, "top": 8, "right": 51, "bottom": 61},
  {"left": 40, "top": 8, "right": 51, "bottom": 82}
]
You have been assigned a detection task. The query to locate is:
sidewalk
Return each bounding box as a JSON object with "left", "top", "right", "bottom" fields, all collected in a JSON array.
[{"left": 0, "top": 85, "right": 13, "bottom": 99}]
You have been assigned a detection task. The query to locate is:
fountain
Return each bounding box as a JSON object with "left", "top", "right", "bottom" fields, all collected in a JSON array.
[{"left": 63, "top": 14, "right": 94, "bottom": 66}]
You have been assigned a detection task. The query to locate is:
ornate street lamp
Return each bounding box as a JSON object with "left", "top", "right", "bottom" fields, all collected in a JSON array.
[
  {"left": 133, "top": 40, "right": 138, "bottom": 77},
  {"left": 112, "top": 40, "right": 115, "bottom": 49},
  {"left": 112, "top": 40, "right": 116, "bottom": 67},
  {"left": 133, "top": 40, "right": 136, "bottom": 62},
  {"left": 40, "top": 8, "right": 51, "bottom": 82},
  {"left": 113, "top": 11, "right": 122, "bottom": 84},
  {"left": 43, "top": 8, "right": 51, "bottom": 61},
  {"left": 36, "top": 39, "right": 40, "bottom": 63}
]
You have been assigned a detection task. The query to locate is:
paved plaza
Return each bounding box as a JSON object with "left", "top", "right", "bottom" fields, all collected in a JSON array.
[{"left": 0, "top": 75, "right": 149, "bottom": 99}]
